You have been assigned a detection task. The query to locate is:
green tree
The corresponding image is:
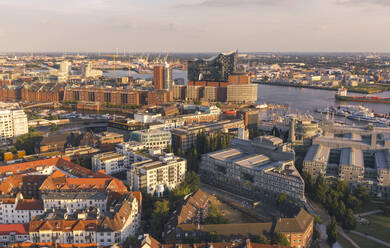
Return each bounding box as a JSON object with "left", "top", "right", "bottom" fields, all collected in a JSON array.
[
  {"left": 203, "top": 204, "right": 228, "bottom": 224},
  {"left": 49, "top": 123, "right": 58, "bottom": 133},
  {"left": 151, "top": 200, "right": 170, "bottom": 238},
  {"left": 354, "top": 185, "right": 369, "bottom": 202},
  {"left": 276, "top": 193, "right": 288, "bottom": 206},
  {"left": 336, "top": 201, "right": 346, "bottom": 222},
  {"left": 273, "top": 233, "right": 290, "bottom": 246},
  {"left": 343, "top": 209, "right": 356, "bottom": 230},
  {"left": 346, "top": 194, "right": 362, "bottom": 211},
  {"left": 15, "top": 133, "right": 43, "bottom": 155},
  {"left": 254, "top": 233, "right": 270, "bottom": 244},
  {"left": 124, "top": 235, "right": 138, "bottom": 248},
  {"left": 314, "top": 174, "right": 328, "bottom": 204},
  {"left": 326, "top": 216, "right": 338, "bottom": 246},
  {"left": 184, "top": 171, "right": 201, "bottom": 192}
]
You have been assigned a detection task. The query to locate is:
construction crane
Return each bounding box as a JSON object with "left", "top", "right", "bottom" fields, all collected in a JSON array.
[{"left": 102, "top": 54, "right": 119, "bottom": 82}]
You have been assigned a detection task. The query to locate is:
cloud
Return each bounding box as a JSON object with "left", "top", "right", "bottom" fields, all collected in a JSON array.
[
  {"left": 178, "top": 0, "right": 289, "bottom": 8},
  {"left": 318, "top": 25, "right": 329, "bottom": 31},
  {"left": 335, "top": 0, "right": 390, "bottom": 6},
  {"left": 0, "top": 28, "right": 6, "bottom": 38}
]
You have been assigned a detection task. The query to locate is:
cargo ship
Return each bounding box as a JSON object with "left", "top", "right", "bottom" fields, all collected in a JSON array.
[{"left": 335, "top": 88, "right": 390, "bottom": 104}]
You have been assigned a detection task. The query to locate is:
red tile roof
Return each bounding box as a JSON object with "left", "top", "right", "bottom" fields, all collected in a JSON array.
[
  {"left": 0, "top": 223, "right": 28, "bottom": 235},
  {"left": 15, "top": 199, "right": 44, "bottom": 210}
]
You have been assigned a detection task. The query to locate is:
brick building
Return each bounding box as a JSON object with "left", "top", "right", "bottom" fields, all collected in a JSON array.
[{"left": 63, "top": 87, "right": 145, "bottom": 106}]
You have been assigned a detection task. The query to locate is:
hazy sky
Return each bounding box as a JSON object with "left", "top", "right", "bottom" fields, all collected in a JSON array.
[{"left": 0, "top": 0, "right": 390, "bottom": 53}]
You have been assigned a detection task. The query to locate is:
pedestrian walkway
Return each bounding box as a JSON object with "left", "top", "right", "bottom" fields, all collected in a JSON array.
[
  {"left": 354, "top": 209, "right": 383, "bottom": 218},
  {"left": 350, "top": 230, "right": 390, "bottom": 248},
  {"left": 338, "top": 226, "right": 360, "bottom": 248}
]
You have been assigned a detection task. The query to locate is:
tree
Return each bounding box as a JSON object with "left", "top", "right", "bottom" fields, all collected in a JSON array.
[
  {"left": 276, "top": 193, "right": 288, "bottom": 206},
  {"left": 184, "top": 171, "right": 201, "bottom": 192},
  {"left": 15, "top": 133, "right": 43, "bottom": 155},
  {"left": 254, "top": 233, "right": 270, "bottom": 244},
  {"left": 336, "top": 201, "right": 346, "bottom": 222},
  {"left": 49, "top": 123, "right": 58, "bottom": 133},
  {"left": 124, "top": 235, "right": 138, "bottom": 248},
  {"left": 354, "top": 185, "right": 369, "bottom": 202},
  {"left": 346, "top": 194, "right": 362, "bottom": 211},
  {"left": 151, "top": 200, "right": 170, "bottom": 238},
  {"left": 273, "top": 233, "right": 290, "bottom": 246},
  {"left": 314, "top": 174, "right": 328, "bottom": 204},
  {"left": 326, "top": 216, "right": 338, "bottom": 246},
  {"left": 203, "top": 204, "right": 228, "bottom": 224},
  {"left": 343, "top": 209, "right": 356, "bottom": 230}
]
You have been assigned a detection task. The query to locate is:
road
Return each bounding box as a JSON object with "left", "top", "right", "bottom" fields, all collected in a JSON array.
[
  {"left": 350, "top": 231, "right": 390, "bottom": 248},
  {"left": 354, "top": 209, "right": 383, "bottom": 218},
  {"left": 306, "top": 200, "right": 353, "bottom": 248}
]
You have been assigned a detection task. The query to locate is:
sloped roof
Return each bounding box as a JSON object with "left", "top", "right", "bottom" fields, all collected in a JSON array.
[{"left": 274, "top": 208, "right": 313, "bottom": 233}]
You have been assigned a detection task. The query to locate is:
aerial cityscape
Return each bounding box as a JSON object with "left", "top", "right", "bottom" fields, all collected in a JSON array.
[{"left": 1, "top": 1, "right": 390, "bottom": 248}]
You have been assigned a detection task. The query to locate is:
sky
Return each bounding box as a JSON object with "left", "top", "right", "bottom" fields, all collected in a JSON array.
[{"left": 0, "top": 0, "right": 390, "bottom": 53}]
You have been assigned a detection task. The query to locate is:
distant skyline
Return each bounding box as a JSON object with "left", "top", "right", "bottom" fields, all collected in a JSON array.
[{"left": 0, "top": 0, "right": 390, "bottom": 53}]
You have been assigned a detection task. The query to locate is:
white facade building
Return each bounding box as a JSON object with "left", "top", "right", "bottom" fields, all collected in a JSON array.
[
  {"left": 0, "top": 109, "right": 28, "bottom": 143},
  {"left": 29, "top": 194, "right": 141, "bottom": 246},
  {"left": 42, "top": 192, "right": 107, "bottom": 214},
  {"left": 0, "top": 196, "right": 44, "bottom": 224},
  {"left": 130, "top": 153, "right": 186, "bottom": 196},
  {"left": 129, "top": 129, "right": 171, "bottom": 150},
  {"left": 91, "top": 152, "right": 129, "bottom": 175}
]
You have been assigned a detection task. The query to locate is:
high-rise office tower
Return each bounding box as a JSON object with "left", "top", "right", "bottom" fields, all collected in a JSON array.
[
  {"left": 154, "top": 64, "right": 173, "bottom": 91},
  {"left": 81, "top": 62, "right": 92, "bottom": 78},
  {"left": 59, "top": 60, "right": 72, "bottom": 76},
  {"left": 154, "top": 65, "right": 164, "bottom": 90}
]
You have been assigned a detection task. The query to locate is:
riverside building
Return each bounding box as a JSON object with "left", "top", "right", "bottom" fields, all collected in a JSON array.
[{"left": 200, "top": 136, "right": 305, "bottom": 202}]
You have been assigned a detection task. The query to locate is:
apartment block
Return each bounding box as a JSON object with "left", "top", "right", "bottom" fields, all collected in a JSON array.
[
  {"left": 130, "top": 153, "right": 186, "bottom": 196},
  {"left": 129, "top": 129, "right": 171, "bottom": 149},
  {"left": 226, "top": 84, "right": 258, "bottom": 104},
  {"left": 200, "top": 137, "right": 305, "bottom": 202},
  {"left": 91, "top": 151, "right": 128, "bottom": 175},
  {"left": 171, "top": 120, "right": 244, "bottom": 153},
  {"left": 0, "top": 109, "right": 28, "bottom": 143}
]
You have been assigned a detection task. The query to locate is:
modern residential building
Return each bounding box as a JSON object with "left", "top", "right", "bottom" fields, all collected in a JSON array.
[
  {"left": 115, "top": 142, "right": 150, "bottom": 165},
  {"left": 130, "top": 153, "right": 186, "bottom": 196},
  {"left": 0, "top": 109, "right": 28, "bottom": 143},
  {"left": 226, "top": 84, "right": 258, "bottom": 104},
  {"left": 171, "top": 120, "right": 244, "bottom": 153},
  {"left": 302, "top": 123, "right": 390, "bottom": 196},
  {"left": 154, "top": 64, "right": 173, "bottom": 91},
  {"left": 200, "top": 137, "right": 305, "bottom": 202},
  {"left": 91, "top": 151, "right": 128, "bottom": 175},
  {"left": 129, "top": 129, "right": 171, "bottom": 149}
]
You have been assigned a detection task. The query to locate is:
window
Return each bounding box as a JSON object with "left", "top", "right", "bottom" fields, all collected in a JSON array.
[
  {"left": 104, "top": 92, "right": 111, "bottom": 103},
  {"left": 88, "top": 92, "right": 95, "bottom": 101},
  {"left": 73, "top": 91, "right": 80, "bottom": 101},
  {"left": 121, "top": 94, "right": 128, "bottom": 104}
]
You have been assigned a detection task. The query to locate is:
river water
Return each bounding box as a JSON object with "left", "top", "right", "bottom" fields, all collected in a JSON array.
[{"left": 257, "top": 84, "right": 390, "bottom": 114}]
